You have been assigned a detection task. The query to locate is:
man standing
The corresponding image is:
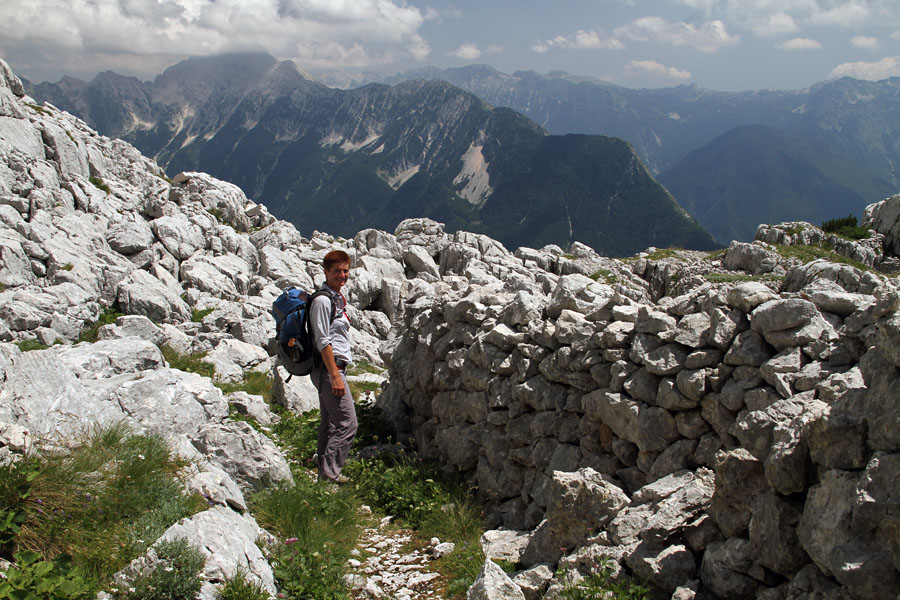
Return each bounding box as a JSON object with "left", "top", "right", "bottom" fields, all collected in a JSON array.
[{"left": 309, "top": 250, "right": 357, "bottom": 484}]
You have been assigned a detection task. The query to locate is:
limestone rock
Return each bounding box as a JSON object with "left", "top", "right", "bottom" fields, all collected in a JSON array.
[{"left": 466, "top": 559, "right": 525, "bottom": 600}]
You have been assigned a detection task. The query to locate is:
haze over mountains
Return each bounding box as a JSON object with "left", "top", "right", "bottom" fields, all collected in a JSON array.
[
  {"left": 28, "top": 53, "right": 715, "bottom": 257},
  {"left": 381, "top": 65, "right": 900, "bottom": 243},
  {"left": 27, "top": 53, "right": 900, "bottom": 249}
]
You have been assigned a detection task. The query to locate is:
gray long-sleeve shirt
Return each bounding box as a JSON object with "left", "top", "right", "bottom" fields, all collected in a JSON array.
[{"left": 309, "top": 284, "right": 352, "bottom": 366}]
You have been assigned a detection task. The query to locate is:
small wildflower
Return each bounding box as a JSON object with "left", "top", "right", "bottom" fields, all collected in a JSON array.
[
  {"left": 285, "top": 537, "right": 298, "bottom": 544},
  {"left": 137, "top": 454, "right": 145, "bottom": 460},
  {"left": 277, "top": 594, "right": 286, "bottom": 598}
]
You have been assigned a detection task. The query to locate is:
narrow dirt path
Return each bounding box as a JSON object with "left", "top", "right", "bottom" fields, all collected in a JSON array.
[{"left": 347, "top": 513, "right": 449, "bottom": 600}]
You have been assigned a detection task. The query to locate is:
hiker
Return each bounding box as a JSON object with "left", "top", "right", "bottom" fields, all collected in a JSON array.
[{"left": 310, "top": 249, "right": 358, "bottom": 484}]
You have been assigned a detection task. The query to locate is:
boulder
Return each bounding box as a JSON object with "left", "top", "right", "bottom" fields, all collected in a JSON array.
[
  {"left": 191, "top": 420, "right": 293, "bottom": 493},
  {"left": 466, "top": 559, "right": 525, "bottom": 600},
  {"left": 158, "top": 506, "right": 276, "bottom": 595}
]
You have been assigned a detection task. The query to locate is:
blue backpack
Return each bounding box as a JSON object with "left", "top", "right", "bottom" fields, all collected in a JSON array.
[{"left": 271, "top": 287, "right": 336, "bottom": 379}]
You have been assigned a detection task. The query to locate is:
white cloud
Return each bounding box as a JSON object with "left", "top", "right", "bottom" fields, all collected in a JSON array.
[
  {"left": 676, "top": 0, "right": 719, "bottom": 16},
  {"left": 752, "top": 12, "right": 799, "bottom": 37},
  {"left": 408, "top": 34, "right": 431, "bottom": 61},
  {"left": 614, "top": 17, "right": 739, "bottom": 52},
  {"left": 531, "top": 41, "right": 550, "bottom": 54},
  {"left": 626, "top": 60, "right": 692, "bottom": 81},
  {"left": 485, "top": 45, "right": 503, "bottom": 55},
  {"left": 0, "top": 0, "right": 428, "bottom": 77},
  {"left": 809, "top": 1, "right": 869, "bottom": 27},
  {"left": 828, "top": 56, "right": 900, "bottom": 79},
  {"left": 449, "top": 43, "right": 481, "bottom": 60},
  {"left": 778, "top": 37, "right": 823, "bottom": 50},
  {"left": 850, "top": 35, "right": 878, "bottom": 49},
  {"left": 540, "top": 30, "right": 625, "bottom": 51}
]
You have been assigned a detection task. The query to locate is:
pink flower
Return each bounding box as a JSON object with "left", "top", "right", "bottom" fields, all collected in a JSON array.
[{"left": 285, "top": 537, "right": 298, "bottom": 544}]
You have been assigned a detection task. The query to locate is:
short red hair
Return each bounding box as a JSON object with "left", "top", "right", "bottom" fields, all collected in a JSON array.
[{"left": 323, "top": 250, "right": 351, "bottom": 270}]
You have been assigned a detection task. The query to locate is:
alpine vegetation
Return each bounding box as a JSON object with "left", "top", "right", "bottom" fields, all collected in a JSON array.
[{"left": 2, "top": 56, "right": 900, "bottom": 599}]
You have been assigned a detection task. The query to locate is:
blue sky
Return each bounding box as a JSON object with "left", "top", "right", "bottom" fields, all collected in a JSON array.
[{"left": 2, "top": 0, "right": 899, "bottom": 90}]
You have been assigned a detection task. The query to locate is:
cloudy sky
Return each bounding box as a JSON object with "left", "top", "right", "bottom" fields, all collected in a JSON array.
[{"left": 2, "top": 0, "right": 899, "bottom": 91}]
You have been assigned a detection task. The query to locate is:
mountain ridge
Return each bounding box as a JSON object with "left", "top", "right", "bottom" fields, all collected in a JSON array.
[{"left": 27, "top": 53, "right": 716, "bottom": 256}]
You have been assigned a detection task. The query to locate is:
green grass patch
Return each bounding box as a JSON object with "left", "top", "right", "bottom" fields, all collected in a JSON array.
[
  {"left": 161, "top": 346, "right": 215, "bottom": 379},
  {"left": 588, "top": 269, "right": 618, "bottom": 284},
  {"left": 0, "top": 423, "right": 205, "bottom": 589},
  {"left": 110, "top": 538, "right": 205, "bottom": 600},
  {"left": 191, "top": 307, "right": 215, "bottom": 322},
  {"left": 781, "top": 223, "right": 806, "bottom": 236},
  {"left": 215, "top": 567, "right": 271, "bottom": 600},
  {"left": 77, "top": 308, "right": 126, "bottom": 344},
  {"left": 643, "top": 247, "right": 683, "bottom": 261},
  {"left": 25, "top": 103, "right": 51, "bottom": 116},
  {"left": 703, "top": 272, "right": 756, "bottom": 284},
  {"left": 14, "top": 339, "right": 51, "bottom": 352},
  {"left": 60, "top": 263, "right": 74, "bottom": 271},
  {"left": 348, "top": 379, "right": 381, "bottom": 399},
  {"left": 89, "top": 177, "right": 110, "bottom": 194},
  {"left": 347, "top": 359, "right": 385, "bottom": 376},
  {"left": 251, "top": 477, "right": 362, "bottom": 600},
  {"left": 557, "top": 563, "right": 651, "bottom": 600},
  {"left": 705, "top": 249, "right": 727, "bottom": 261},
  {"left": 774, "top": 243, "right": 869, "bottom": 271},
  {"left": 216, "top": 371, "right": 274, "bottom": 404}
]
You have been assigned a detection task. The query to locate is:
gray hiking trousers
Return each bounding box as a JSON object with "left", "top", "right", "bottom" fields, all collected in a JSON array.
[{"left": 311, "top": 363, "right": 357, "bottom": 481}]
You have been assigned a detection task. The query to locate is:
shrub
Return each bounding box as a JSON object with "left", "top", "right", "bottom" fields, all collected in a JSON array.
[
  {"left": 821, "top": 214, "right": 870, "bottom": 240},
  {"left": 0, "top": 550, "right": 93, "bottom": 600},
  {"left": 112, "top": 538, "right": 205, "bottom": 600},
  {"left": 215, "top": 567, "right": 270, "bottom": 600}
]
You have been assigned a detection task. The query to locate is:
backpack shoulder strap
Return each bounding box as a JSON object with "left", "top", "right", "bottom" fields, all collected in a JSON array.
[{"left": 309, "top": 288, "right": 338, "bottom": 322}]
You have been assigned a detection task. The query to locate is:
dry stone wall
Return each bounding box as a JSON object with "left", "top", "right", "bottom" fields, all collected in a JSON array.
[{"left": 378, "top": 236, "right": 900, "bottom": 598}]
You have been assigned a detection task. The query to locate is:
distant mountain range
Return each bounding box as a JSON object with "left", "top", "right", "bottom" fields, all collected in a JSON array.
[
  {"left": 379, "top": 66, "right": 900, "bottom": 243},
  {"left": 27, "top": 53, "right": 716, "bottom": 256}
]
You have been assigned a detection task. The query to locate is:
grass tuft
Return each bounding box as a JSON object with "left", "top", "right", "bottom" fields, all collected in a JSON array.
[
  {"left": 161, "top": 346, "right": 215, "bottom": 379},
  {"left": 111, "top": 538, "right": 205, "bottom": 600},
  {"left": 77, "top": 308, "right": 126, "bottom": 344},
  {"left": 89, "top": 177, "right": 110, "bottom": 194},
  {"left": 252, "top": 477, "right": 362, "bottom": 600},
  {"left": 557, "top": 562, "right": 651, "bottom": 600},
  {"left": 215, "top": 567, "right": 271, "bottom": 600},
  {"left": 0, "top": 423, "right": 205, "bottom": 588}
]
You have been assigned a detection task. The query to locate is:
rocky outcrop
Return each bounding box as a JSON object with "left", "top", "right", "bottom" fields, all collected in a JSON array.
[{"left": 3, "top": 56, "right": 900, "bottom": 599}]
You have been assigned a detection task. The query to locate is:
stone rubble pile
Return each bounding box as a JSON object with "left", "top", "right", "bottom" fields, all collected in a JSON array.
[
  {"left": 2, "top": 55, "right": 900, "bottom": 599},
  {"left": 346, "top": 514, "right": 449, "bottom": 600}
]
